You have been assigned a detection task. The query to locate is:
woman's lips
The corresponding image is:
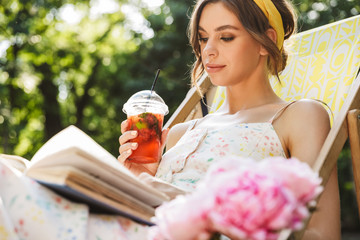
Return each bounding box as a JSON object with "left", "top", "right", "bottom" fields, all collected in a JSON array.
[{"left": 205, "top": 63, "right": 226, "bottom": 73}]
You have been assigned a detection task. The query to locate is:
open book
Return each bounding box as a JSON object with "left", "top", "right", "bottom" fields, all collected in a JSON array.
[{"left": 0, "top": 125, "right": 174, "bottom": 225}]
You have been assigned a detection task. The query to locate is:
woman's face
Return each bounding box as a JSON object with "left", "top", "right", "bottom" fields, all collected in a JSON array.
[{"left": 198, "top": 2, "right": 265, "bottom": 86}]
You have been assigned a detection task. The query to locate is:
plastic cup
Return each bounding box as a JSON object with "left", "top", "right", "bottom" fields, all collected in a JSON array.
[{"left": 123, "top": 90, "right": 169, "bottom": 164}]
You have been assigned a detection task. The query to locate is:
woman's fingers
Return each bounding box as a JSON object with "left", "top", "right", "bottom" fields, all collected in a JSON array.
[
  {"left": 117, "top": 148, "right": 132, "bottom": 163},
  {"left": 118, "top": 119, "right": 138, "bottom": 163},
  {"left": 119, "top": 130, "right": 138, "bottom": 145},
  {"left": 118, "top": 142, "right": 138, "bottom": 163},
  {"left": 120, "top": 120, "right": 128, "bottom": 134},
  {"left": 119, "top": 142, "right": 138, "bottom": 155}
]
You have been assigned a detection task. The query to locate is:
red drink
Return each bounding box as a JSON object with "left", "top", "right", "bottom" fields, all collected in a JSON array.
[
  {"left": 127, "top": 112, "right": 164, "bottom": 163},
  {"left": 123, "top": 90, "right": 168, "bottom": 164}
]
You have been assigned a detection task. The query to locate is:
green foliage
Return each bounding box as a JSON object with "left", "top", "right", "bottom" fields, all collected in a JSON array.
[
  {"left": 292, "top": 0, "right": 359, "bottom": 31},
  {"left": 337, "top": 141, "right": 360, "bottom": 232}
]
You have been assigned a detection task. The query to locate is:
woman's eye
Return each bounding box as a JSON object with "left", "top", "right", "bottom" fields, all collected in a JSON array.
[
  {"left": 199, "top": 37, "right": 208, "bottom": 43},
  {"left": 221, "top": 37, "right": 234, "bottom": 42}
]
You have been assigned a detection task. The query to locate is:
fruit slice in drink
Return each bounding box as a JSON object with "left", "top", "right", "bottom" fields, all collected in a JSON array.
[{"left": 127, "top": 112, "right": 164, "bottom": 163}]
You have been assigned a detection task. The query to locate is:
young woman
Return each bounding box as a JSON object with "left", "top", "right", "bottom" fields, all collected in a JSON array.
[{"left": 119, "top": 0, "right": 341, "bottom": 239}]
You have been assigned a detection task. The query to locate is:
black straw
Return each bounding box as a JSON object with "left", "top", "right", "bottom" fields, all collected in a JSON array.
[{"left": 151, "top": 69, "right": 161, "bottom": 93}]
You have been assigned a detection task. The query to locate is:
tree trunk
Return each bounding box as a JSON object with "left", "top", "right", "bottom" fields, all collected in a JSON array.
[{"left": 38, "top": 63, "right": 63, "bottom": 140}]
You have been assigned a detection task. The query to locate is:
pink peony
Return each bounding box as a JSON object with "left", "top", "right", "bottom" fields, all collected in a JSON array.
[
  {"left": 206, "top": 170, "right": 297, "bottom": 239},
  {"left": 258, "top": 157, "right": 323, "bottom": 203},
  {"left": 148, "top": 157, "right": 323, "bottom": 240},
  {"left": 148, "top": 194, "right": 213, "bottom": 240}
]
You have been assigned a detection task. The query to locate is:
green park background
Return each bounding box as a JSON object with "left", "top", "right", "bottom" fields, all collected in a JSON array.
[{"left": 0, "top": 0, "right": 359, "bottom": 237}]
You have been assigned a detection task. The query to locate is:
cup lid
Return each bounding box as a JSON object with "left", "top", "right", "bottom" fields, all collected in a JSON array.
[{"left": 123, "top": 90, "right": 169, "bottom": 115}]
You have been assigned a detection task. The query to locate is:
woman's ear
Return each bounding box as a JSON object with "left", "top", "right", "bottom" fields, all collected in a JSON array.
[
  {"left": 266, "top": 28, "right": 277, "bottom": 45},
  {"left": 259, "top": 28, "right": 278, "bottom": 55}
]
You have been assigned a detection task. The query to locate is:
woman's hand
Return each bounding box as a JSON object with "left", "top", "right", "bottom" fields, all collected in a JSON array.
[{"left": 118, "top": 120, "right": 169, "bottom": 176}]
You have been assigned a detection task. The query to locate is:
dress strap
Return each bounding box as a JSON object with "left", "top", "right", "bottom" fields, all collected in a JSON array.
[
  {"left": 268, "top": 99, "right": 334, "bottom": 124},
  {"left": 315, "top": 99, "right": 334, "bottom": 122},
  {"left": 268, "top": 101, "right": 297, "bottom": 124}
]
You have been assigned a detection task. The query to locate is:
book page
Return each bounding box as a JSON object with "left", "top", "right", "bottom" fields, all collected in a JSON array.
[
  {"left": 27, "top": 125, "right": 169, "bottom": 206},
  {"left": 0, "top": 154, "right": 29, "bottom": 173},
  {"left": 30, "top": 126, "right": 129, "bottom": 176}
]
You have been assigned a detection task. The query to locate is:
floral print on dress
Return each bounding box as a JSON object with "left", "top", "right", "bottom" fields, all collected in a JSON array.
[
  {"left": 156, "top": 122, "right": 286, "bottom": 192},
  {"left": 156, "top": 123, "right": 208, "bottom": 183}
]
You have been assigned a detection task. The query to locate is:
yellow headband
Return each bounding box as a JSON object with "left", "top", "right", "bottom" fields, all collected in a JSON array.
[{"left": 253, "top": 0, "right": 284, "bottom": 50}]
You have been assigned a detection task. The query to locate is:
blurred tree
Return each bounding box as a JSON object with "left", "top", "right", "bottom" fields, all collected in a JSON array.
[
  {"left": 0, "top": 0, "right": 196, "bottom": 159},
  {"left": 0, "top": 0, "right": 136, "bottom": 158},
  {"left": 292, "top": 0, "right": 359, "bottom": 31}
]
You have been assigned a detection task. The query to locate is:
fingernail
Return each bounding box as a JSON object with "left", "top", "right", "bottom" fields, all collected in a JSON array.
[
  {"left": 131, "top": 143, "right": 138, "bottom": 148},
  {"left": 131, "top": 131, "right": 137, "bottom": 136}
]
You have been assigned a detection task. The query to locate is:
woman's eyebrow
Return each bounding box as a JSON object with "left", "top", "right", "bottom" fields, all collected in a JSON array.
[{"left": 198, "top": 25, "right": 239, "bottom": 33}]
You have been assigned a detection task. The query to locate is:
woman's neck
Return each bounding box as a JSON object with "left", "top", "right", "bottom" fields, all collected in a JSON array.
[{"left": 219, "top": 76, "right": 282, "bottom": 114}]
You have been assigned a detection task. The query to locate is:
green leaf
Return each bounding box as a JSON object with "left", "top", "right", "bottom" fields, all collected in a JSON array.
[{"left": 136, "top": 121, "right": 147, "bottom": 130}]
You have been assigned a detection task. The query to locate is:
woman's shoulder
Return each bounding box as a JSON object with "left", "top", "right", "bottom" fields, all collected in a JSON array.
[
  {"left": 280, "top": 99, "right": 331, "bottom": 162},
  {"left": 276, "top": 99, "right": 331, "bottom": 133},
  {"left": 285, "top": 99, "right": 330, "bottom": 123}
]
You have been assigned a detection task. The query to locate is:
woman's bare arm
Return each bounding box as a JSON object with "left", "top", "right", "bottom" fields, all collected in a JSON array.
[{"left": 279, "top": 100, "right": 341, "bottom": 240}]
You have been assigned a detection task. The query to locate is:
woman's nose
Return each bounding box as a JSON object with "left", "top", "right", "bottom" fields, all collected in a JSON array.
[{"left": 202, "top": 39, "right": 218, "bottom": 58}]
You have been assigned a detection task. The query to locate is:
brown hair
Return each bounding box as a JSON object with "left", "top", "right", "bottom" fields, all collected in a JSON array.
[{"left": 188, "top": 0, "right": 297, "bottom": 91}]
